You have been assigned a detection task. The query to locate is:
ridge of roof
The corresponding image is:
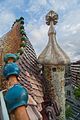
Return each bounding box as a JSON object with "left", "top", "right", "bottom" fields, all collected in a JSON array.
[{"left": 11, "top": 17, "right": 24, "bottom": 28}]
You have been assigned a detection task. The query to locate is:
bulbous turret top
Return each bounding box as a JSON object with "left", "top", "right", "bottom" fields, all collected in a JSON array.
[{"left": 38, "top": 10, "right": 70, "bottom": 65}]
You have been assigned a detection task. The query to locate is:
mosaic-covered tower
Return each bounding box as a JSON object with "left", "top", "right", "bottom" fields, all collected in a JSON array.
[{"left": 38, "top": 10, "right": 70, "bottom": 120}]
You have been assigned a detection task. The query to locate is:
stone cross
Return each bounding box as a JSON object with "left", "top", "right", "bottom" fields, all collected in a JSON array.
[{"left": 45, "top": 10, "right": 58, "bottom": 25}]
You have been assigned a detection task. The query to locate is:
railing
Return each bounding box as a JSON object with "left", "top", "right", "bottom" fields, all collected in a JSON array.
[{"left": 0, "top": 91, "right": 9, "bottom": 120}]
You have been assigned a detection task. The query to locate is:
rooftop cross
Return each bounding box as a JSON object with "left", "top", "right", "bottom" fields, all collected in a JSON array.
[{"left": 45, "top": 10, "right": 58, "bottom": 25}]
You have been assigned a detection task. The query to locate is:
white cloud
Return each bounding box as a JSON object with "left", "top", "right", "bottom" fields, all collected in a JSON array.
[
  {"left": 25, "top": 0, "right": 47, "bottom": 13},
  {"left": 25, "top": 4, "right": 80, "bottom": 61},
  {"left": 25, "top": 23, "right": 48, "bottom": 55},
  {"left": 0, "top": 0, "right": 80, "bottom": 62},
  {"left": 47, "top": 0, "right": 78, "bottom": 11},
  {"left": 0, "top": 10, "right": 16, "bottom": 36},
  {"left": 0, "top": 0, "right": 25, "bottom": 36},
  {"left": 55, "top": 8, "right": 80, "bottom": 61},
  {"left": 2, "top": 0, "right": 25, "bottom": 10}
]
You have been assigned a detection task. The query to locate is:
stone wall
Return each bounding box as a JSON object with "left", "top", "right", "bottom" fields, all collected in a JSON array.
[{"left": 44, "top": 65, "right": 65, "bottom": 120}]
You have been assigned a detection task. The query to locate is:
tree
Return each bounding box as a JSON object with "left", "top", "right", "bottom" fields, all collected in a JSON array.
[
  {"left": 74, "top": 86, "right": 80, "bottom": 99},
  {"left": 65, "top": 104, "right": 72, "bottom": 119}
]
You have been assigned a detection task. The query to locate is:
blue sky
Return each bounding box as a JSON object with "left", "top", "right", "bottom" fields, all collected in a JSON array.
[{"left": 0, "top": 0, "right": 80, "bottom": 61}]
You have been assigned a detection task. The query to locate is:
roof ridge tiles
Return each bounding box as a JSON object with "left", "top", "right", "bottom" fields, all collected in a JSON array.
[{"left": 11, "top": 17, "right": 24, "bottom": 28}]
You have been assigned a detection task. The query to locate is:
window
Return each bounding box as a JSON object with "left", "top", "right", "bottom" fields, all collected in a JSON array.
[
  {"left": 52, "top": 68, "right": 56, "bottom": 72},
  {"left": 67, "top": 90, "right": 71, "bottom": 96}
]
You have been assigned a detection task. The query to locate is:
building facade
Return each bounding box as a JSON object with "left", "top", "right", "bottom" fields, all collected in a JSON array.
[{"left": 71, "top": 61, "right": 80, "bottom": 87}]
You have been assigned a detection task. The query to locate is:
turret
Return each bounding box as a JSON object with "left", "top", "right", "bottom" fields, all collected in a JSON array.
[{"left": 38, "top": 10, "right": 70, "bottom": 120}]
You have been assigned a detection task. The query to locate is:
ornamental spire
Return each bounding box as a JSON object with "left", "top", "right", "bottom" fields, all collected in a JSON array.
[
  {"left": 38, "top": 10, "right": 70, "bottom": 65},
  {"left": 46, "top": 10, "right": 58, "bottom": 35},
  {"left": 46, "top": 10, "right": 58, "bottom": 25}
]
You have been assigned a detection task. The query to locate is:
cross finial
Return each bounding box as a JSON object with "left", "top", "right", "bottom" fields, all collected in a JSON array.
[{"left": 46, "top": 10, "right": 58, "bottom": 25}]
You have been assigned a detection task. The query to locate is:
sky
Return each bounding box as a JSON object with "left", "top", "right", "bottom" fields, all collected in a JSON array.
[{"left": 0, "top": 0, "right": 80, "bottom": 61}]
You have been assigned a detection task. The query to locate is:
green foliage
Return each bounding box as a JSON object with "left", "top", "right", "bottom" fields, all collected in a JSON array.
[
  {"left": 65, "top": 104, "right": 72, "bottom": 119},
  {"left": 74, "top": 86, "right": 80, "bottom": 99}
]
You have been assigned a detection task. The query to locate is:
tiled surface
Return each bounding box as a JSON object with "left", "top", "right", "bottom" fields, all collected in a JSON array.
[
  {"left": 0, "top": 22, "right": 21, "bottom": 59},
  {"left": 0, "top": 22, "right": 22, "bottom": 88},
  {"left": 17, "top": 38, "right": 44, "bottom": 110},
  {"left": 0, "top": 20, "right": 44, "bottom": 113}
]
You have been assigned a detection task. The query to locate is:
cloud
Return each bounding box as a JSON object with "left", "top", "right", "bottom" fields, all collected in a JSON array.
[
  {"left": 0, "top": 10, "right": 16, "bottom": 36},
  {"left": 47, "top": 0, "right": 79, "bottom": 12},
  {"left": 24, "top": 0, "right": 80, "bottom": 61},
  {"left": 0, "top": 0, "right": 80, "bottom": 62},
  {"left": 0, "top": 0, "right": 26, "bottom": 37},
  {"left": 25, "top": 23, "right": 48, "bottom": 55},
  {"left": 0, "top": 0, "right": 25, "bottom": 10},
  {"left": 55, "top": 8, "right": 80, "bottom": 61},
  {"left": 8, "top": 0, "right": 25, "bottom": 10},
  {"left": 26, "top": 0, "right": 47, "bottom": 12},
  {"left": 57, "top": 8, "right": 80, "bottom": 35}
]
